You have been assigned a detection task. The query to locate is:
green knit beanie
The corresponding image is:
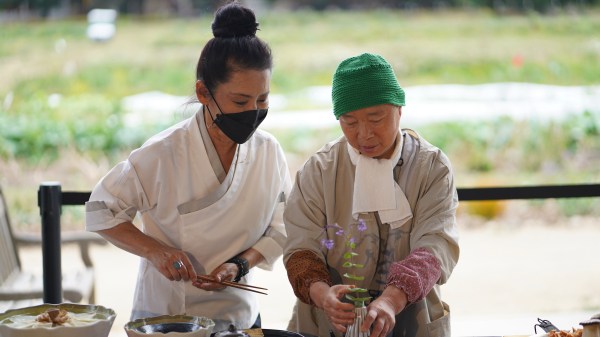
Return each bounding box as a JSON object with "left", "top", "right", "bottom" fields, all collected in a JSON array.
[{"left": 332, "top": 53, "right": 405, "bottom": 119}]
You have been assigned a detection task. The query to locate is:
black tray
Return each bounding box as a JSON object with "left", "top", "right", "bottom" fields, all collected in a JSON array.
[
  {"left": 211, "top": 329, "right": 304, "bottom": 337},
  {"left": 261, "top": 329, "right": 304, "bottom": 337}
]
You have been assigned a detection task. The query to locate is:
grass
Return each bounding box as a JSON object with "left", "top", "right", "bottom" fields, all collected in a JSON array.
[{"left": 2, "top": 8, "right": 600, "bottom": 96}]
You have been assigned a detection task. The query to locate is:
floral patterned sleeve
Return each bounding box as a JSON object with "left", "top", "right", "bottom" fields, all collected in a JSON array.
[
  {"left": 386, "top": 247, "right": 442, "bottom": 303},
  {"left": 285, "top": 250, "right": 333, "bottom": 305}
]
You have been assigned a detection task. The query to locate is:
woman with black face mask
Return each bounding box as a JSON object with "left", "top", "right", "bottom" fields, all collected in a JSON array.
[{"left": 85, "top": 1, "right": 291, "bottom": 332}]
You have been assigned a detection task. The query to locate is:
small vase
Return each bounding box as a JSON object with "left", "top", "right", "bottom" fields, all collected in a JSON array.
[{"left": 346, "top": 305, "right": 370, "bottom": 337}]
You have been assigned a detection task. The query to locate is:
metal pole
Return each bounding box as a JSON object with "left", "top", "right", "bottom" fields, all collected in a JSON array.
[{"left": 38, "top": 182, "right": 63, "bottom": 303}]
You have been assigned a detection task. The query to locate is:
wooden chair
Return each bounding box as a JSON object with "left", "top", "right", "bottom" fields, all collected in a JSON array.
[{"left": 0, "top": 184, "right": 106, "bottom": 313}]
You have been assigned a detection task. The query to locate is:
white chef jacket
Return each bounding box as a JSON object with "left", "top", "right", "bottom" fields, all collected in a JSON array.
[{"left": 85, "top": 110, "right": 291, "bottom": 331}]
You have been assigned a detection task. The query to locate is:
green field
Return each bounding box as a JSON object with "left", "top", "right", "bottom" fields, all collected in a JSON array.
[
  {"left": 1, "top": 8, "right": 599, "bottom": 228},
  {"left": 2, "top": 9, "right": 600, "bottom": 94}
]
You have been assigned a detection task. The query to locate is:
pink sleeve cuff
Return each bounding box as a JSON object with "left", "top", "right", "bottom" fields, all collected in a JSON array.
[{"left": 386, "top": 247, "right": 442, "bottom": 303}]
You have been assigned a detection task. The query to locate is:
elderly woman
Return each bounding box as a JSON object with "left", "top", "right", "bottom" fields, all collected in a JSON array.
[{"left": 283, "top": 53, "right": 460, "bottom": 337}]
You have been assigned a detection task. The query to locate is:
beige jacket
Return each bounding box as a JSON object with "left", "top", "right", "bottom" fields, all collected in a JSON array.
[{"left": 283, "top": 129, "right": 460, "bottom": 337}]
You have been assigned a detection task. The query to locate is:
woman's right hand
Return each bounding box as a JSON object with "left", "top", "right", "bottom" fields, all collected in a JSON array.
[
  {"left": 191, "top": 262, "right": 237, "bottom": 291},
  {"left": 310, "top": 282, "right": 356, "bottom": 333}
]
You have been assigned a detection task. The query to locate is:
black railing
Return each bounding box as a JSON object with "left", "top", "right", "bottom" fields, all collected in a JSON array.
[
  {"left": 38, "top": 182, "right": 600, "bottom": 303},
  {"left": 56, "top": 184, "right": 600, "bottom": 204},
  {"left": 457, "top": 184, "right": 600, "bottom": 200},
  {"left": 38, "top": 183, "right": 63, "bottom": 304}
]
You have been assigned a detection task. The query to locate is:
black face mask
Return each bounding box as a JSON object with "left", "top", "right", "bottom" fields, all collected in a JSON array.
[{"left": 206, "top": 91, "right": 268, "bottom": 144}]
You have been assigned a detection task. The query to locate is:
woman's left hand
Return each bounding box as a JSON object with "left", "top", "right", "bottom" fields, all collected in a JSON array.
[
  {"left": 361, "top": 286, "right": 408, "bottom": 337},
  {"left": 192, "top": 262, "right": 238, "bottom": 291}
]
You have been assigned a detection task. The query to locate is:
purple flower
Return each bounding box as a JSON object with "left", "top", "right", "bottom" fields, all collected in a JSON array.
[
  {"left": 320, "top": 238, "right": 335, "bottom": 250},
  {"left": 325, "top": 223, "right": 345, "bottom": 237},
  {"left": 318, "top": 220, "right": 370, "bottom": 306},
  {"left": 320, "top": 221, "right": 366, "bottom": 252},
  {"left": 357, "top": 219, "right": 367, "bottom": 232}
]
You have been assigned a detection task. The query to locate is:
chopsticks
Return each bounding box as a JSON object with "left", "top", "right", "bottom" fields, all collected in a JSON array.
[{"left": 196, "top": 275, "right": 268, "bottom": 295}]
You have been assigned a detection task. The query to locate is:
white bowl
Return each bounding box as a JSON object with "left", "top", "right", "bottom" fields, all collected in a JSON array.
[
  {"left": 124, "top": 315, "right": 215, "bottom": 337},
  {"left": 0, "top": 303, "right": 116, "bottom": 337}
]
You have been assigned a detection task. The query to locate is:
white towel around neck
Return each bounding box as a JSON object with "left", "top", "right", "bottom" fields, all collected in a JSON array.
[{"left": 347, "top": 132, "right": 413, "bottom": 228}]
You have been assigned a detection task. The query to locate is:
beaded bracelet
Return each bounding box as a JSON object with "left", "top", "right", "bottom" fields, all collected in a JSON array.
[{"left": 226, "top": 256, "right": 249, "bottom": 282}]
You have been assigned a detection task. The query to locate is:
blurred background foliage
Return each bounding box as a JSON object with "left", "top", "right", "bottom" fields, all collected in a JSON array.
[
  {"left": 1, "top": 0, "right": 600, "bottom": 15},
  {"left": 1, "top": 1, "right": 600, "bottom": 229}
]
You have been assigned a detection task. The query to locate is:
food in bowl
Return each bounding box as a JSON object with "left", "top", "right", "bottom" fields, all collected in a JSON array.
[
  {"left": 548, "top": 329, "right": 583, "bottom": 337},
  {"left": 124, "top": 314, "right": 215, "bottom": 337},
  {"left": 0, "top": 303, "right": 116, "bottom": 337},
  {"left": 35, "top": 308, "right": 70, "bottom": 325}
]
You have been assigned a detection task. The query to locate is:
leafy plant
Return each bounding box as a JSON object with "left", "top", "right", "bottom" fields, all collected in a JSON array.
[{"left": 320, "top": 219, "right": 372, "bottom": 307}]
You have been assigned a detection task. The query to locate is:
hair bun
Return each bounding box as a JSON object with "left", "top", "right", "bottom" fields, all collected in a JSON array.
[{"left": 211, "top": 2, "right": 259, "bottom": 38}]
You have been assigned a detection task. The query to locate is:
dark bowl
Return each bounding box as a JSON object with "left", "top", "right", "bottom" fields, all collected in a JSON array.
[
  {"left": 136, "top": 322, "right": 202, "bottom": 333},
  {"left": 124, "top": 315, "right": 215, "bottom": 337}
]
